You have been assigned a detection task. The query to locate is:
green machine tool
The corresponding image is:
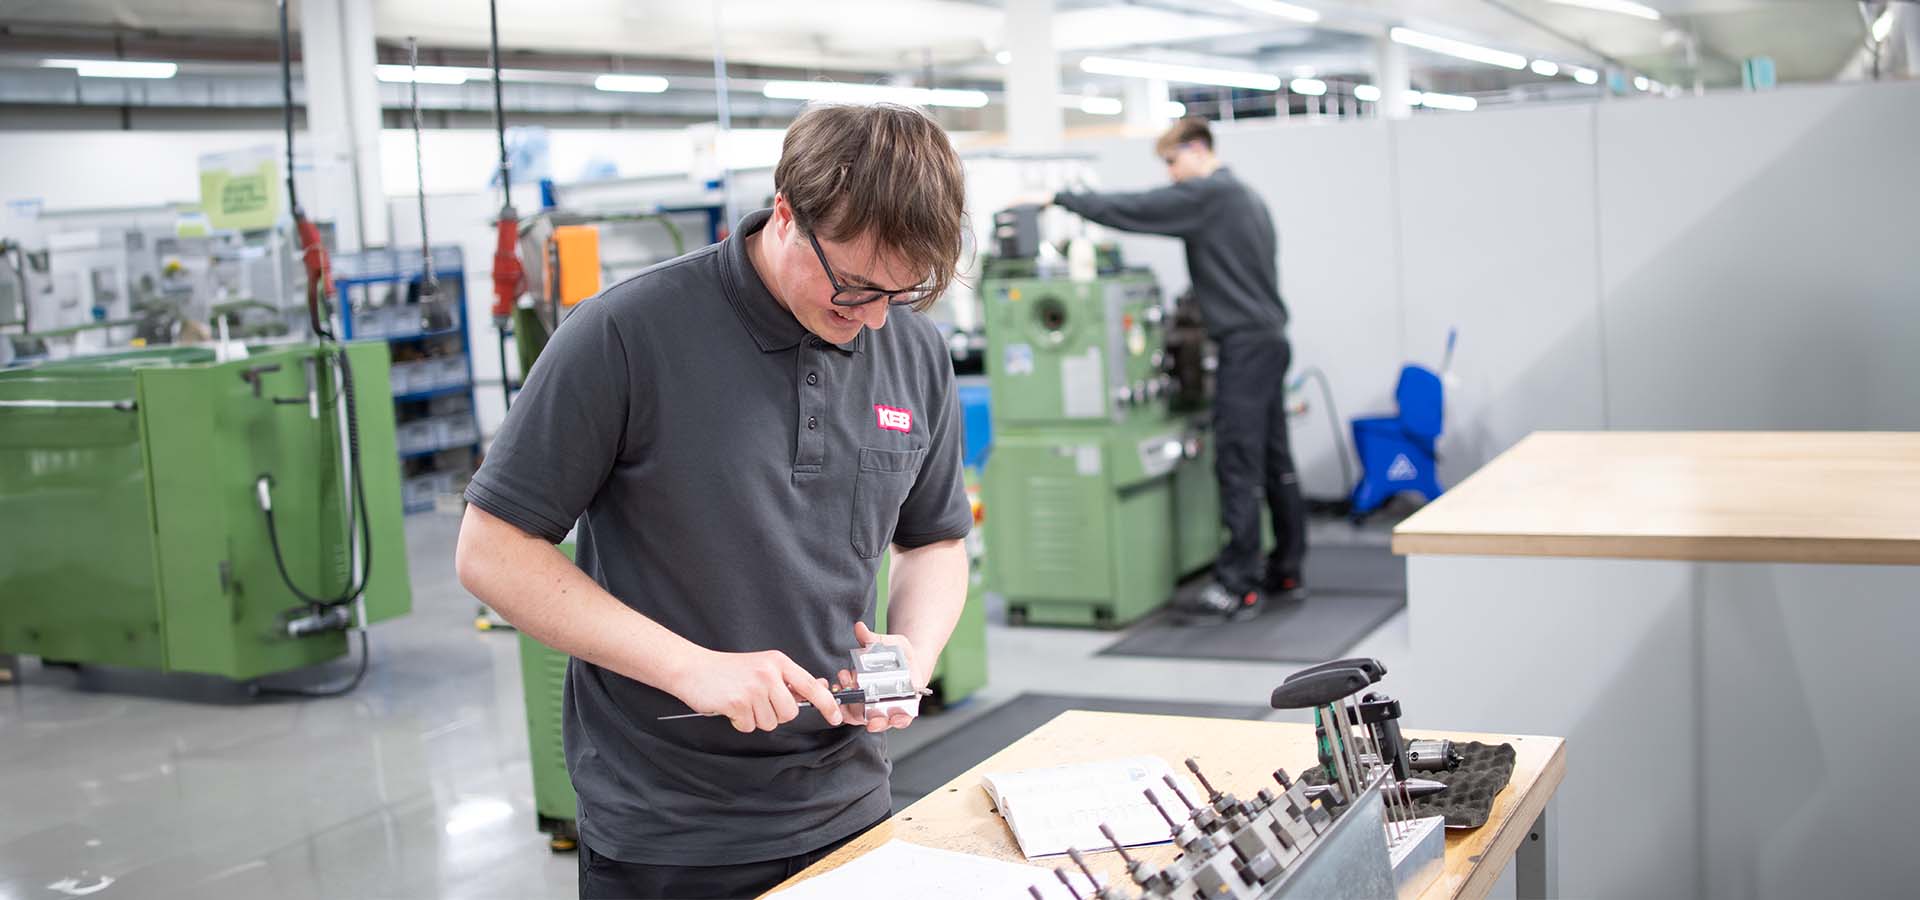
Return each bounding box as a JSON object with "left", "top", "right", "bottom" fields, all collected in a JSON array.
[
  {"left": 0, "top": 342, "right": 410, "bottom": 681},
  {"left": 980, "top": 239, "right": 1223, "bottom": 627}
]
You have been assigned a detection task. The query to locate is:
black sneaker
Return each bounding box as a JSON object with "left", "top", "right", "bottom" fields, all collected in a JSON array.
[
  {"left": 1263, "top": 574, "right": 1309, "bottom": 604},
  {"left": 1184, "top": 582, "right": 1263, "bottom": 623}
]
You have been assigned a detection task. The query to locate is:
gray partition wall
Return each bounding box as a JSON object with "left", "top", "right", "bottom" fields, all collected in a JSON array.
[{"left": 1071, "top": 79, "right": 1920, "bottom": 501}]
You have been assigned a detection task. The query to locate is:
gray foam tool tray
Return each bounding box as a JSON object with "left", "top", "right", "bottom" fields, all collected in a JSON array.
[{"left": 1302, "top": 741, "right": 1516, "bottom": 829}]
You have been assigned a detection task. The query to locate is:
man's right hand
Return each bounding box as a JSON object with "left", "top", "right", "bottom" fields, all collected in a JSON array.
[{"left": 668, "top": 648, "right": 844, "bottom": 733}]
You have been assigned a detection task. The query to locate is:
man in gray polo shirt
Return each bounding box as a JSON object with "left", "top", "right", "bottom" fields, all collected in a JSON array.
[{"left": 456, "top": 103, "right": 972, "bottom": 899}]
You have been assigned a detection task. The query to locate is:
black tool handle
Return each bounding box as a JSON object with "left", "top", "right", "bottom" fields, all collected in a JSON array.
[
  {"left": 1269, "top": 667, "right": 1370, "bottom": 709},
  {"left": 1285, "top": 657, "right": 1386, "bottom": 684}
]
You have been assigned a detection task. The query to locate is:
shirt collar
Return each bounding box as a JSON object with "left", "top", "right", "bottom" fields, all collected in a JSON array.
[{"left": 720, "top": 208, "right": 865, "bottom": 355}]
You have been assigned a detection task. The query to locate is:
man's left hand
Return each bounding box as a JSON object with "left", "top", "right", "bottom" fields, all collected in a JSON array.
[{"left": 834, "top": 621, "right": 928, "bottom": 733}]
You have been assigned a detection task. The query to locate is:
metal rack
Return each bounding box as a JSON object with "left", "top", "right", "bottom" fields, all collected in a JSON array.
[{"left": 333, "top": 245, "right": 478, "bottom": 514}]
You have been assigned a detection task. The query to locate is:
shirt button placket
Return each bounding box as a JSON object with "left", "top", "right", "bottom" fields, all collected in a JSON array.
[{"left": 796, "top": 342, "right": 826, "bottom": 471}]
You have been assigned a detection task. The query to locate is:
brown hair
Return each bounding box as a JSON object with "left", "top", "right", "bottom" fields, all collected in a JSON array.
[
  {"left": 1155, "top": 116, "right": 1214, "bottom": 155},
  {"left": 774, "top": 102, "right": 967, "bottom": 312}
]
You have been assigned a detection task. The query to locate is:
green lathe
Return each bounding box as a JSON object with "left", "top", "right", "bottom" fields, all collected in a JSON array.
[
  {"left": 981, "top": 254, "right": 1223, "bottom": 628},
  {"left": 0, "top": 342, "right": 410, "bottom": 680}
]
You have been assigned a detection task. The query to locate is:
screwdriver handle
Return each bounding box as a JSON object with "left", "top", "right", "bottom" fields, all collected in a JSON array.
[
  {"left": 1285, "top": 657, "right": 1386, "bottom": 684},
  {"left": 656, "top": 686, "right": 873, "bottom": 720},
  {"left": 1270, "top": 667, "right": 1370, "bottom": 709}
]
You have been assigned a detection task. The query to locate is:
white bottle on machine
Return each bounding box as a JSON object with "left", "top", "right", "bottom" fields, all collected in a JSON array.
[{"left": 1066, "top": 236, "right": 1097, "bottom": 283}]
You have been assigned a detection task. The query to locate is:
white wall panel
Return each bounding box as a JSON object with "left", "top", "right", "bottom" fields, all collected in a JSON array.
[
  {"left": 1392, "top": 103, "right": 1608, "bottom": 488},
  {"left": 1596, "top": 81, "right": 1920, "bottom": 429}
]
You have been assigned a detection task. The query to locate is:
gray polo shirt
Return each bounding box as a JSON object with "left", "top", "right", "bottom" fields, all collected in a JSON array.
[{"left": 464, "top": 208, "right": 971, "bottom": 866}]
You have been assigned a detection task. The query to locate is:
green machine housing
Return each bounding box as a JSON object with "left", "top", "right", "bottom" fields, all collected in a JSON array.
[
  {"left": 982, "top": 265, "right": 1223, "bottom": 627},
  {"left": 0, "top": 343, "right": 411, "bottom": 679},
  {"left": 516, "top": 475, "right": 990, "bottom": 851}
]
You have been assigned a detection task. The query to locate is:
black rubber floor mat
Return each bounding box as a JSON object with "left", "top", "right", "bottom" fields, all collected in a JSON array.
[
  {"left": 1096, "top": 589, "right": 1404, "bottom": 664},
  {"left": 888, "top": 693, "right": 1268, "bottom": 811},
  {"left": 1300, "top": 543, "right": 1407, "bottom": 596},
  {"left": 1300, "top": 741, "right": 1517, "bottom": 829}
]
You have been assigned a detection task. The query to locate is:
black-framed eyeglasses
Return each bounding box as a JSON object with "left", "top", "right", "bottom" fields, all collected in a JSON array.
[{"left": 805, "top": 230, "right": 932, "bottom": 308}]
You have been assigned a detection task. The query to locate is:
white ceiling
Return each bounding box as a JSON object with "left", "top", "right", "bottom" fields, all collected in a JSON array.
[{"left": 1, "top": 0, "right": 1873, "bottom": 83}]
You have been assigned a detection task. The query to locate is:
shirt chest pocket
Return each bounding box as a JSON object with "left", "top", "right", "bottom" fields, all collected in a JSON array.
[{"left": 851, "top": 446, "right": 926, "bottom": 559}]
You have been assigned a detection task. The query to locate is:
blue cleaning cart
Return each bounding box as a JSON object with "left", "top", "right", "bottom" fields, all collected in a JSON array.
[{"left": 1348, "top": 332, "right": 1452, "bottom": 518}]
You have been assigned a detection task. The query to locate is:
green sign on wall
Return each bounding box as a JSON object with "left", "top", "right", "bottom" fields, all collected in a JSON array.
[{"left": 199, "top": 148, "right": 282, "bottom": 232}]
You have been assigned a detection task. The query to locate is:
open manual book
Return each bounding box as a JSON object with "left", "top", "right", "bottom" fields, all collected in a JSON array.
[{"left": 981, "top": 756, "right": 1201, "bottom": 859}]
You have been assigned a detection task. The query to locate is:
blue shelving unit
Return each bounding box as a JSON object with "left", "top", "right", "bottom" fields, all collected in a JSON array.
[{"left": 332, "top": 245, "right": 479, "bottom": 514}]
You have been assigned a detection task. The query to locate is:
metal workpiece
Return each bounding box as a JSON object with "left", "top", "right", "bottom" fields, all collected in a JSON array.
[
  {"left": 1406, "top": 739, "right": 1463, "bottom": 772},
  {"left": 1101, "top": 823, "right": 1166, "bottom": 892},
  {"left": 1161, "top": 773, "right": 1225, "bottom": 834}
]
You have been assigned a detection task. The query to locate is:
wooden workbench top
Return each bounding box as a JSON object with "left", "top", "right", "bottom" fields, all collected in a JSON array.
[
  {"left": 770, "top": 711, "right": 1566, "bottom": 900},
  {"left": 1391, "top": 431, "right": 1920, "bottom": 565}
]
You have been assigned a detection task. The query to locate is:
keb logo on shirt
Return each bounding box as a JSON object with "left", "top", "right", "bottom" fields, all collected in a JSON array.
[{"left": 875, "top": 405, "right": 913, "bottom": 433}]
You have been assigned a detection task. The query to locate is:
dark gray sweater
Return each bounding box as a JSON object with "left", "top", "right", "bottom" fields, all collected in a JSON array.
[{"left": 1056, "top": 166, "right": 1288, "bottom": 341}]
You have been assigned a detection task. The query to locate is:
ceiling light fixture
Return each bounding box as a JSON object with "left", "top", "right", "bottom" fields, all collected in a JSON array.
[
  {"left": 995, "top": 50, "right": 1012, "bottom": 65},
  {"left": 1530, "top": 59, "right": 1560, "bottom": 77},
  {"left": 1080, "top": 56, "right": 1282, "bottom": 90},
  {"left": 1060, "top": 95, "right": 1123, "bottom": 115},
  {"left": 1418, "top": 91, "right": 1477, "bottom": 111},
  {"left": 375, "top": 64, "right": 475, "bottom": 85},
  {"left": 1871, "top": 8, "right": 1895, "bottom": 43},
  {"left": 1162, "top": 100, "right": 1188, "bottom": 117},
  {"left": 1389, "top": 28, "right": 1527, "bottom": 70},
  {"left": 1569, "top": 65, "right": 1600, "bottom": 84},
  {"left": 1353, "top": 84, "right": 1382, "bottom": 102},
  {"left": 761, "top": 80, "right": 990, "bottom": 108},
  {"left": 1225, "top": 0, "right": 1322, "bottom": 24},
  {"left": 1289, "top": 77, "right": 1327, "bottom": 96},
  {"left": 1547, "top": 0, "right": 1662, "bottom": 21},
  {"left": 594, "top": 74, "right": 668, "bottom": 93},
  {"left": 42, "top": 59, "right": 178, "bottom": 79}
]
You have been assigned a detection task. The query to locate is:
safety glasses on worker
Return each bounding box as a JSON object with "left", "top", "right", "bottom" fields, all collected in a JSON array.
[{"left": 804, "top": 229, "right": 933, "bottom": 308}]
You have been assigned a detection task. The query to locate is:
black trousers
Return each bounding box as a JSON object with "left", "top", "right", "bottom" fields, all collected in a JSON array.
[
  {"left": 1212, "top": 330, "right": 1307, "bottom": 596},
  {"left": 578, "top": 815, "right": 886, "bottom": 900}
]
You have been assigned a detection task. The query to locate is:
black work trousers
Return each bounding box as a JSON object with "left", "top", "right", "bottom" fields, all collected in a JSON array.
[
  {"left": 1212, "top": 330, "right": 1307, "bottom": 596},
  {"left": 577, "top": 814, "right": 885, "bottom": 899}
]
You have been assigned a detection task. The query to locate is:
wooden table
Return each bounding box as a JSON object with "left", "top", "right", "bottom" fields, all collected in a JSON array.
[
  {"left": 772, "top": 711, "right": 1567, "bottom": 899},
  {"left": 1392, "top": 431, "right": 1920, "bottom": 564},
  {"left": 1388, "top": 430, "right": 1920, "bottom": 899}
]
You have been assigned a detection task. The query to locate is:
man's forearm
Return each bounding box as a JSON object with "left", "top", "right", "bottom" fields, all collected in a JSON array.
[
  {"left": 883, "top": 538, "right": 969, "bottom": 684},
  {"left": 455, "top": 504, "right": 708, "bottom": 694}
]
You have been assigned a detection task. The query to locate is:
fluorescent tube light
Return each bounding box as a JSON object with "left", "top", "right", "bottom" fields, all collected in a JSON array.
[
  {"left": 1530, "top": 59, "right": 1560, "bottom": 77},
  {"left": 376, "top": 64, "right": 474, "bottom": 85},
  {"left": 1871, "top": 8, "right": 1894, "bottom": 43},
  {"left": 42, "top": 59, "right": 177, "bottom": 79},
  {"left": 1060, "top": 95, "right": 1123, "bottom": 115},
  {"left": 1226, "top": 0, "right": 1321, "bottom": 24},
  {"left": 1353, "top": 84, "right": 1382, "bottom": 102},
  {"left": 1547, "top": 0, "right": 1661, "bottom": 21},
  {"left": 1162, "top": 101, "right": 1188, "bottom": 117},
  {"left": 761, "top": 80, "right": 990, "bottom": 108},
  {"left": 595, "top": 74, "right": 668, "bottom": 93},
  {"left": 995, "top": 50, "right": 1012, "bottom": 65},
  {"left": 1570, "top": 65, "right": 1600, "bottom": 84},
  {"left": 1418, "top": 91, "right": 1477, "bottom": 111},
  {"left": 1389, "top": 28, "right": 1527, "bottom": 70},
  {"left": 1633, "top": 75, "right": 1650, "bottom": 91},
  {"left": 1080, "top": 56, "right": 1282, "bottom": 91},
  {"left": 1289, "top": 78, "right": 1327, "bottom": 96}
]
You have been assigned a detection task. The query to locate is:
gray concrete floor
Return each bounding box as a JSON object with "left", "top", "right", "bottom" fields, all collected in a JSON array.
[{"left": 0, "top": 510, "right": 1406, "bottom": 899}]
